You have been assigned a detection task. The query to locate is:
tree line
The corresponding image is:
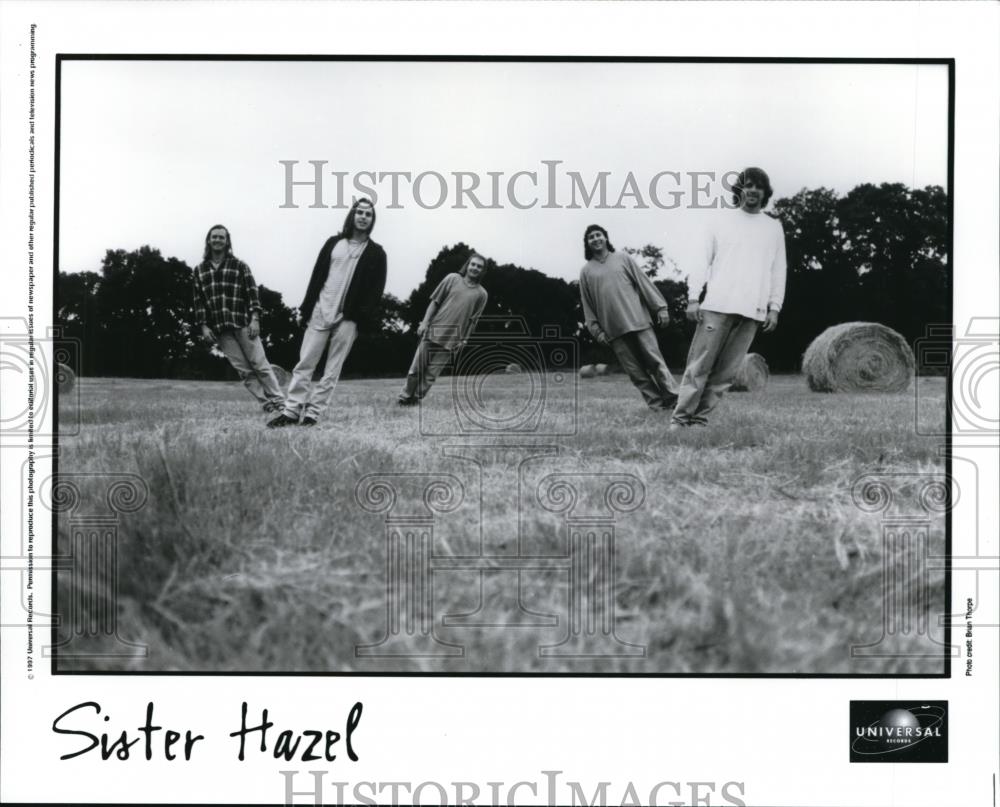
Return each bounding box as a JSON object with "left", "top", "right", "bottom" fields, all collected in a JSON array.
[{"left": 56, "top": 182, "right": 949, "bottom": 379}]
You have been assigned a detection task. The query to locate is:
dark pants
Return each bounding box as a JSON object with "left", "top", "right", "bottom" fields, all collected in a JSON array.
[
  {"left": 609, "top": 327, "right": 679, "bottom": 409},
  {"left": 400, "top": 338, "right": 454, "bottom": 401}
]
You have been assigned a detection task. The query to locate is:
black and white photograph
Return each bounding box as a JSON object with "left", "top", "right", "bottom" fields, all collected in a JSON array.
[
  {"left": 49, "top": 57, "right": 952, "bottom": 675},
  {"left": 1, "top": 3, "right": 997, "bottom": 807}
]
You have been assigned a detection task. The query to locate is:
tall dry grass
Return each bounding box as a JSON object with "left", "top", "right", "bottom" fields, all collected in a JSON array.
[{"left": 54, "top": 374, "right": 948, "bottom": 673}]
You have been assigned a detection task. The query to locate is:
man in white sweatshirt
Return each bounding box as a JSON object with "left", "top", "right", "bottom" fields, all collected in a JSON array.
[{"left": 670, "top": 167, "right": 787, "bottom": 429}]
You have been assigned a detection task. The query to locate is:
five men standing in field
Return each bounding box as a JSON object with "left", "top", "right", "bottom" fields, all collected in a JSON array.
[{"left": 195, "top": 167, "right": 786, "bottom": 430}]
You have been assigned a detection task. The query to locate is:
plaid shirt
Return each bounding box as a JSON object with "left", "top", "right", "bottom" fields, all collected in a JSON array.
[{"left": 192, "top": 255, "right": 262, "bottom": 331}]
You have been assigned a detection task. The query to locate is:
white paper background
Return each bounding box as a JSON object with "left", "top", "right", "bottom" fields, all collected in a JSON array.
[{"left": 1, "top": 2, "right": 997, "bottom": 805}]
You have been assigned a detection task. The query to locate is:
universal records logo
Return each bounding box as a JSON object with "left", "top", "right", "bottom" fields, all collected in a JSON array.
[{"left": 850, "top": 701, "right": 948, "bottom": 763}]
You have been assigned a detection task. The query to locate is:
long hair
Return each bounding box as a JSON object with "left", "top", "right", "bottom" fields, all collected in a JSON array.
[
  {"left": 458, "top": 252, "right": 487, "bottom": 277},
  {"left": 340, "top": 197, "right": 377, "bottom": 239},
  {"left": 583, "top": 224, "right": 615, "bottom": 260},
  {"left": 731, "top": 167, "right": 773, "bottom": 208},
  {"left": 203, "top": 224, "right": 233, "bottom": 262}
]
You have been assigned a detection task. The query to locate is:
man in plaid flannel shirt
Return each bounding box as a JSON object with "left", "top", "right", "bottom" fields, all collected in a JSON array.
[{"left": 192, "top": 224, "right": 285, "bottom": 413}]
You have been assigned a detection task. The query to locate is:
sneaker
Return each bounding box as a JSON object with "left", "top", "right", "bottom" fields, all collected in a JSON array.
[
  {"left": 266, "top": 413, "right": 298, "bottom": 429},
  {"left": 397, "top": 396, "right": 418, "bottom": 407},
  {"left": 300, "top": 416, "right": 318, "bottom": 427}
]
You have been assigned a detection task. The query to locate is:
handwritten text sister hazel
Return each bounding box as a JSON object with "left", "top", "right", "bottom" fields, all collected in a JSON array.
[{"left": 51, "top": 701, "right": 363, "bottom": 762}]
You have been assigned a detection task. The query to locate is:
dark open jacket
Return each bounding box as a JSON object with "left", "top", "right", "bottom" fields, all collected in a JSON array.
[{"left": 299, "top": 235, "right": 387, "bottom": 330}]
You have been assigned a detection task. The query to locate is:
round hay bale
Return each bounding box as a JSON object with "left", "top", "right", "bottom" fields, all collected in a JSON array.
[
  {"left": 802, "top": 322, "right": 914, "bottom": 393},
  {"left": 56, "top": 362, "right": 76, "bottom": 394},
  {"left": 271, "top": 364, "right": 291, "bottom": 388},
  {"left": 579, "top": 364, "right": 596, "bottom": 379},
  {"left": 594, "top": 363, "right": 609, "bottom": 376},
  {"left": 731, "top": 353, "right": 769, "bottom": 392},
  {"left": 504, "top": 362, "right": 522, "bottom": 375}
]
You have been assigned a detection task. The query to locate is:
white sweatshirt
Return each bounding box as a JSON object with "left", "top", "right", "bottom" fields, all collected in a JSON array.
[{"left": 687, "top": 209, "right": 787, "bottom": 322}]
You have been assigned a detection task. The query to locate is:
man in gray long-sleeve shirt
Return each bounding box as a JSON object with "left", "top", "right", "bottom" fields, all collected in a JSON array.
[{"left": 578, "top": 224, "right": 679, "bottom": 410}]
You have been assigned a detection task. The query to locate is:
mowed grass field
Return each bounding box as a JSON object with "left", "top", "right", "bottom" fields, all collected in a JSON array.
[{"left": 55, "top": 372, "right": 948, "bottom": 674}]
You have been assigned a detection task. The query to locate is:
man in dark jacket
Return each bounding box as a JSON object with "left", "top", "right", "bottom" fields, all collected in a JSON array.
[{"left": 268, "top": 198, "right": 387, "bottom": 427}]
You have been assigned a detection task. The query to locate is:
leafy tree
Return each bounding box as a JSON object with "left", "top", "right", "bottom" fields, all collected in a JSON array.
[
  {"left": 766, "top": 183, "right": 948, "bottom": 371},
  {"left": 767, "top": 188, "right": 860, "bottom": 370},
  {"left": 839, "top": 183, "right": 949, "bottom": 343},
  {"left": 91, "top": 247, "right": 196, "bottom": 377},
  {"left": 56, "top": 270, "right": 102, "bottom": 376},
  {"left": 650, "top": 277, "right": 692, "bottom": 368},
  {"left": 623, "top": 244, "right": 683, "bottom": 280},
  {"left": 56, "top": 182, "right": 949, "bottom": 379},
  {"left": 375, "top": 293, "right": 408, "bottom": 335},
  {"left": 404, "top": 243, "right": 582, "bottom": 341},
  {"left": 624, "top": 244, "right": 665, "bottom": 278},
  {"left": 255, "top": 284, "right": 302, "bottom": 372},
  {"left": 344, "top": 293, "right": 417, "bottom": 378}
]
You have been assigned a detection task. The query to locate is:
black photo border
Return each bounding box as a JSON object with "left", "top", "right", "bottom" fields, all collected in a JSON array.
[{"left": 50, "top": 54, "right": 955, "bottom": 680}]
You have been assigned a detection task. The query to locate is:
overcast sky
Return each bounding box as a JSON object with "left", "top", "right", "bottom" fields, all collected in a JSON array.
[{"left": 58, "top": 60, "right": 948, "bottom": 304}]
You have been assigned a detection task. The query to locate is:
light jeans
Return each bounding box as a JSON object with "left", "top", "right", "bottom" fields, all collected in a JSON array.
[
  {"left": 215, "top": 326, "right": 284, "bottom": 412},
  {"left": 284, "top": 320, "right": 358, "bottom": 421},
  {"left": 609, "top": 327, "right": 679, "bottom": 409},
  {"left": 672, "top": 310, "right": 759, "bottom": 425},
  {"left": 400, "top": 338, "right": 454, "bottom": 401}
]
